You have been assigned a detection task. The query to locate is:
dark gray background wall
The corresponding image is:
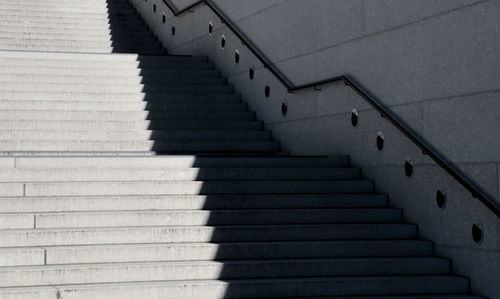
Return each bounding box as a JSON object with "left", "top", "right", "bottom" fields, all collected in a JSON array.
[{"left": 130, "top": 0, "right": 500, "bottom": 297}]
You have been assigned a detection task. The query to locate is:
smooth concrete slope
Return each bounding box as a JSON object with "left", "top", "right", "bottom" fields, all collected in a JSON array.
[{"left": 0, "top": 0, "right": 485, "bottom": 298}]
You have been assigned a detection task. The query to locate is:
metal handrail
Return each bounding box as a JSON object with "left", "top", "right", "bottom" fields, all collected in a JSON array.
[{"left": 162, "top": 0, "right": 500, "bottom": 217}]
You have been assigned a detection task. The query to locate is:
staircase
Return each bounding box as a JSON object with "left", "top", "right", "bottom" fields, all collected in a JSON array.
[{"left": 0, "top": 0, "right": 484, "bottom": 298}]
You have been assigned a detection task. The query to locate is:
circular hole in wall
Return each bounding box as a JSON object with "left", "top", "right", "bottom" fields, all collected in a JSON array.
[
  {"left": 404, "top": 159, "right": 413, "bottom": 177},
  {"left": 208, "top": 22, "right": 213, "bottom": 34},
  {"left": 153, "top": 3, "right": 156, "bottom": 12},
  {"left": 162, "top": 13, "right": 166, "bottom": 23},
  {"left": 249, "top": 67, "right": 255, "bottom": 80},
  {"left": 351, "top": 109, "right": 359, "bottom": 127},
  {"left": 282, "top": 101, "right": 288, "bottom": 116},
  {"left": 376, "top": 131, "right": 384, "bottom": 151},
  {"left": 221, "top": 35, "right": 226, "bottom": 49},
  {"left": 171, "top": 24, "right": 176, "bottom": 36},
  {"left": 436, "top": 189, "right": 447, "bottom": 209},
  {"left": 264, "top": 85, "right": 270, "bottom": 98},
  {"left": 472, "top": 221, "right": 483, "bottom": 244},
  {"left": 235, "top": 50, "right": 240, "bottom": 64}
]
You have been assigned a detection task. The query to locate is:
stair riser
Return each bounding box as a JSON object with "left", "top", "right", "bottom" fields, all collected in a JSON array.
[
  {"left": 0, "top": 141, "right": 278, "bottom": 152},
  {"left": 0, "top": 167, "right": 358, "bottom": 182},
  {"left": 0, "top": 5, "right": 130, "bottom": 13},
  {"left": 0, "top": 32, "right": 155, "bottom": 42},
  {"left": 10, "top": 156, "right": 350, "bottom": 169},
  {"left": 0, "top": 44, "right": 164, "bottom": 54},
  {"left": 0, "top": 120, "right": 261, "bottom": 131},
  {"left": 0, "top": 50, "right": 206, "bottom": 62},
  {"left": 0, "top": 67, "right": 217, "bottom": 77},
  {"left": 0, "top": 130, "right": 267, "bottom": 142},
  {"left": 0, "top": 59, "right": 212, "bottom": 69},
  {"left": 0, "top": 258, "right": 450, "bottom": 288},
  {"left": 0, "top": 85, "right": 232, "bottom": 94},
  {"left": 0, "top": 276, "right": 468, "bottom": 299},
  {"left": 30, "top": 209, "right": 397, "bottom": 229},
  {"left": 0, "top": 16, "right": 143, "bottom": 25},
  {"left": 42, "top": 240, "right": 433, "bottom": 265},
  {"left": 18, "top": 180, "right": 371, "bottom": 197},
  {"left": 0, "top": 110, "right": 251, "bottom": 121},
  {"left": 0, "top": 224, "right": 418, "bottom": 247},
  {"left": 0, "top": 194, "right": 384, "bottom": 213},
  {"left": 0, "top": 75, "right": 225, "bottom": 85},
  {"left": 0, "top": 101, "right": 241, "bottom": 112}
]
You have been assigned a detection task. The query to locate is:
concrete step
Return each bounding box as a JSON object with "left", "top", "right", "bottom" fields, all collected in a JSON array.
[
  {"left": 0, "top": 91, "right": 242, "bottom": 102},
  {"left": 0, "top": 224, "right": 418, "bottom": 247},
  {"left": 0, "top": 165, "right": 361, "bottom": 182},
  {"left": 0, "top": 247, "right": 45, "bottom": 267},
  {"left": 8, "top": 156, "right": 350, "bottom": 169},
  {"left": 0, "top": 140, "right": 279, "bottom": 153},
  {"left": 0, "top": 50, "right": 205, "bottom": 62},
  {"left": 0, "top": 194, "right": 385, "bottom": 213},
  {"left": 0, "top": 130, "right": 268, "bottom": 142},
  {"left": 0, "top": 91, "right": 239, "bottom": 102},
  {"left": 0, "top": 5, "right": 135, "bottom": 13},
  {"left": 0, "top": 74, "right": 225, "bottom": 85},
  {"left": 0, "top": 258, "right": 450, "bottom": 288},
  {"left": 39, "top": 240, "right": 433, "bottom": 265},
  {"left": 0, "top": 44, "right": 163, "bottom": 54},
  {"left": 0, "top": 4, "right": 128, "bottom": 13},
  {"left": 19, "top": 179, "right": 372, "bottom": 197},
  {"left": 0, "top": 25, "right": 116, "bottom": 36},
  {"left": 0, "top": 10, "right": 115, "bottom": 19},
  {"left": 0, "top": 26, "right": 141, "bottom": 37},
  {"left": 0, "top": 110, "right": 253, "bottom": 121},
  {"left": 0, "top": 276, "right": 470, "bottom": 298},
  {"left": 0, "top": 119, "right": 261, "bottom": 131},
  {"left": 0, "top": 207, "right": 398, "bottom": 229},
  {"left": 0, "top": 32, "right": 155, "bottom": 42},
  {"left": 0, "top": 57, "right": 212, "bottom": 69},
  {"left": 0, "top": 65, "right": 218, "bottom": 77},
  {"left": 30, "top": 208, "right": 397, "bottom": 228},
  {"left": 0, "top": 14, "right": 141, "bottom": 25},
  {"left": 0, "top": 83, "right": 232, "bottom": 94},
  {"left": 0, "top": 19, "right": 118, "bottom": 29},
  {"left": 0, "top": 100, "right": 240, "bottom": 112},
  {"left": 0, "top": 167, "right": 358, "bottom": 182}
]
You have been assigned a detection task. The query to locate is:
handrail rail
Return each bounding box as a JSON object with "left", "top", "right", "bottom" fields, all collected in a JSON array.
[{"left": 162, "top": 0, "right": 500, "bottom": 217}]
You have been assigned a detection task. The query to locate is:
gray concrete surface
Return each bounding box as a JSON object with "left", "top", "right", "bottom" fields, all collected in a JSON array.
[{"left": 131, "top": 0, "right": 500, "bottom": 297}]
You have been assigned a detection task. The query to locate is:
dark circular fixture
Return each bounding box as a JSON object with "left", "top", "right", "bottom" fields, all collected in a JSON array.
[
  {"left": 235, "top": 50, "right": 240, "bottom": 63},
  {"left": 264, "top": 85, "right": 270, "bottom": 98},
  {"left": 472, "top": 221, "right": 483, "bottom": 244},
  {"left": 436, "top": 189, "right": 447, "bottom": 209},
  {"left": 282, "top": 101, "right": 288, "bottom": 116},
  {"left": 208, "top": 22, "right": 213, "bottom": 34},
  {"left": 404, "top": 159, "right": 413, "bottom": 177},
  {"left": 351, "top": 109, "right": 359, "bottom": 127},
  {"left": 249, "top": 67, "right": 255, "bottom": 80},
  {"left": 171, "top": 25, "right": 176, "bottom": 36},
  {"left": 221, "top": 35, "right": 226, "bottom": 49},
  {"left": 376, "top": 132, "right": 384, "bottom": 151}
]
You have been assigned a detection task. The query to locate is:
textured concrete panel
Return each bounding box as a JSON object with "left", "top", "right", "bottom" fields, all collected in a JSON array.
[
  {"left": 316, "top": 0, "right": 500, "bottom": 106},
  {"left": 423, "top": 91, "right": 500, "bottom": 163},
  {"left": 134, "top": 0, "right": 500, "bottom": 297},
  {"left": 364, "top": 0, "right": 483, "bottom": 33}
]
